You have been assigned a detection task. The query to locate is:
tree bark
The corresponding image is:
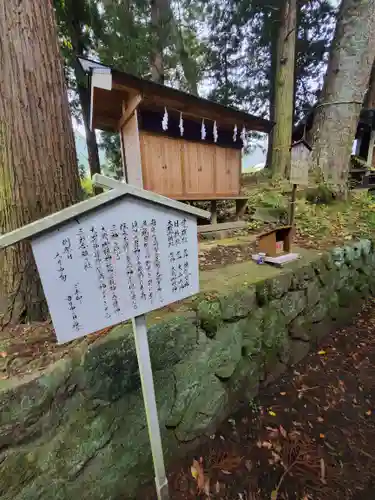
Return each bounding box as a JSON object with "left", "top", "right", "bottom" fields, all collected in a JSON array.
[
  {"left": 270, "top": 0, "right": 297, "bottom": 178},
  {"left": 310, "top": 0, "right": 375, "bottom": 195},
  {"left": 0, "top": 0, "right": 82, "bottom": 323},
  {"left": 169, "top": 17, "right": 198, "bottom": 95},
  {"left": 70, "top": 27, "right": 102, "bottom": 189},
  {"left": 266, "top": 9, "right": 282, "bottom": 168},
  {"left": 364, "top": 59, "right": 375, "bottom": 168},
  {"left": 150, "top": 0, "right": 167, "bottom": 83},
  {"left": 75, "top": 74, "right": 102, "bottom": 194}
]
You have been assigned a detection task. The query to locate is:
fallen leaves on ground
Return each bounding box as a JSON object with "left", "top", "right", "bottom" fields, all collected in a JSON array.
[
  {"left": 190, "top": 458, "right": 207, "bottom": 495},
  {"left": 138, "top": 299, "right": 375, "bottom": 500}
]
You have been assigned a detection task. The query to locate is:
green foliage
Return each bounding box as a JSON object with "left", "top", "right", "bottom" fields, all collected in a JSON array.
[
  {"left": 351, "top": 155, "right": 371, "bottom": 170},
  {"left": 99, "top": 132, "right": 122, "bottom": 179},
  {"left": 296, "top": 190, "right": 375, "bottom": 241},
  {"left": 95, "top": 0, "right": 206, "bottom": 171},
  {"left": 201, "top": 0, "right": 336, "bottom": 123},
  {"left": 248, "top": 398, "right": 261, "bottom": 413},
  {"left": 54, "top": 0, "right": 103, "bottom": 118},
  {"left": 54, "top": 0, "right": 103, "bottom": 60},
  {"left": 80, "top": 176, "right": 93, "bottom": 198},
  {"left": 305, "top": 184, "right": 335, "bottom": 205},
  {"left": 78, "top": 163, "right": 86, "bottom": 180},
  {"left": 295, "top": 200, "right": 334, "bottom": 237},
  {"left": 294, "top": 0, "right": 336, "bottom": 122},
  {"left": 246, "top": 185, "right": 288, "bottom": 212},
  {"left": 244, "top": 181, "right": 375, "bottom": 246},
  {"left": 246, "top": 220, "right": 263, "bottom": 231},
  {"left": 98, "top": 0, "right": 152, "bottom": 78}
]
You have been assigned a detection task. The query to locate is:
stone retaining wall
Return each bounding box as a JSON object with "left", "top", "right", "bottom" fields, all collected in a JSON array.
[{"left": 1, "top": 239, "right": 374, "bottom": 499}]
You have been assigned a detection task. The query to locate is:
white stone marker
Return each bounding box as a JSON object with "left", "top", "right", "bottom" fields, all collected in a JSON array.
[{"left": 0, "top": 175, "right": 210, "bottom": 500}]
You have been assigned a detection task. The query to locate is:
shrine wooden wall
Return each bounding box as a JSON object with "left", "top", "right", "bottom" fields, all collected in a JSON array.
[{"left": 139, "top": 132, "right": 241, "bottom": 199}]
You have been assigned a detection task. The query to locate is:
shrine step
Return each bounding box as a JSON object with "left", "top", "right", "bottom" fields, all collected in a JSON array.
[{"left": 198, "top": 221, "right": 248, "bottom": 234}]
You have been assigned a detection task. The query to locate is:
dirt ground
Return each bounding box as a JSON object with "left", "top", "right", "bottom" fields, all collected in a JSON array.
[{"left": 138, "top": 299, "right": 375, "bottom": 500}]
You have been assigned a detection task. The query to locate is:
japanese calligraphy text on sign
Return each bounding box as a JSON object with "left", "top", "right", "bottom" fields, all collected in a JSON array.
[{"left": 32, "top": 196, "right": 199, "bottom": 343}]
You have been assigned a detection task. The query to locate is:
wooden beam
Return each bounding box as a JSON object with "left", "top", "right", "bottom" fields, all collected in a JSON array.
[
  {"left": 210, "top": 200, "right": 217, "bottom": 224},
  {"left": 197, "top": 220, "right": 247, "bottom": 234},
  {"left": 118, "top": 94, "right": 142, "bottom": 130},
  {"left": 173, "top": 195, "right": 249, "bottom": 201},
  {"left": 235, "top": 199, "right": 248, "bottom": 220},
  {"left": 367, "top": 130, "right": 375, "bottom": 166},
  {"left": 111, "top": 80, "right": 272, "bottom": 133},
  {"left": 119, "top": 131, "right": 127, "bottom": 182},
  {"left": 92, "top": 116, "right": 119, "bottom": 131},
  {"left": 120, "top": 110, "right": 143, "bottom": 187}
]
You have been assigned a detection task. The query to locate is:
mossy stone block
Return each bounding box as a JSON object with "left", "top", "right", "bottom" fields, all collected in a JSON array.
[{"left": 197, "top": 300, "right": 222, "bottom": 336}]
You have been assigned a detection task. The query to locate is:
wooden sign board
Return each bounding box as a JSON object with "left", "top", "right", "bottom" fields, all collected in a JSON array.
[
  {"left": 31, "top": 196, "right": 199, "bottom": 344},
  {"left": 290, "top": 141, "right": 310, "bottom": 186},
  {"left": 0, "top": 174, "right": 210, "bottom": 500}
]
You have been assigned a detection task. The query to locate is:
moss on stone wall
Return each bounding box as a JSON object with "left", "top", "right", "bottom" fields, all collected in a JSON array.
[{"left": 0, "top": 239, "right": 374, "bottom": 499}]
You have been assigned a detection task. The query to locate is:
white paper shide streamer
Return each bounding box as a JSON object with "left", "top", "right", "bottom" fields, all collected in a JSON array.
[
  {"left": 179, "top": 112, "right": 184, "bottom": 136},
  {"left": 213, "top": 121, "right": 218, "bottom": 143},
  {"left": 240, "top": 126, "right": 246, "bottom": 146},
  {"left": 162, "top": 107, "right": 168, "bottom": 131},
  {"left": 233, "top": 124, "right": 238, "bottom": 142},
  {"left": 201, "top": 119, "right": 206, "bottom": 140}
]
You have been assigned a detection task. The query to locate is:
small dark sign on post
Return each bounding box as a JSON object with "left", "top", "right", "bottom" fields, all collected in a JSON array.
[
  {"left": 289, "top": 139, "right": 311, "bottom": 226},
  {"left": 290, "top": 139, "right": 311, "bottom": 186}
]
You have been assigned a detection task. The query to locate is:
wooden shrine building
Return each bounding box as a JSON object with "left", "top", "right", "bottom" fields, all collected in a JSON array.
[{"left": 77, "top": 57, "right": 273, "bottom": 223}]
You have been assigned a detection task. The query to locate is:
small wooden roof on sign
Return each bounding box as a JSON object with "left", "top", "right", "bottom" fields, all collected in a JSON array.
[
  {"left": 0, "top": 175, "right": 210, "bottom": 249},
  {"left": 291, "top": 139, "right": 312, "bottom": 151},
  {"left": 258, "top": 225, "right": 293, "bottom": 239},
  {"left": 77, "top": 56, "right": 274, "bottom": 134}
]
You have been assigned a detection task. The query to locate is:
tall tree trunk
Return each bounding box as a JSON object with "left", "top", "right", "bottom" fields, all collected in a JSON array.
[
  {"left": 150, "top": 0, "right": 167, "bottom": 83},
  {"left": 169, "top": 18, "right": 198, "bottom": 95},
  {"left": 0, "top": 0, "right": 82, "bottom": 323},
  {"left": 223, "top": 37, "right": 230, "bottom": 106},
  {"left": 266, "top": 9, "right": 282, "bottom": 168},
  {"left": 310, "top": 0, "right": 375, "bottom": 196},
  {"left": 270, "top": 0, "right": 297, "bottom": 178},
  {"left": 75, "top": 74, "right": 102, "bottom": 194},
  {"left": 364, "top": 59, "right": 375, "bottom": 168},
  {"left": 70, "top": 26, "right": 102, "bottom": 187}
]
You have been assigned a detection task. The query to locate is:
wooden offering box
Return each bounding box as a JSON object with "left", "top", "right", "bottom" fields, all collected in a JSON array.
[{"left": 258, "top": 226, "right": 293, "bottom": 257}]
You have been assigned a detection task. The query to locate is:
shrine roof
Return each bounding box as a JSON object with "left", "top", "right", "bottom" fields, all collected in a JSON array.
[{"left": 77, "top": 56, "right": 273, "bottom": 134}]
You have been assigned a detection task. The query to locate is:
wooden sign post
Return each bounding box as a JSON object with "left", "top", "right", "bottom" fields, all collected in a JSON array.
[
  {"left": 0, "top": 176, "right": 210, "bottom": 500},
  {"left": 289, "top": 139, "right": 311, "bottom": 225}
]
